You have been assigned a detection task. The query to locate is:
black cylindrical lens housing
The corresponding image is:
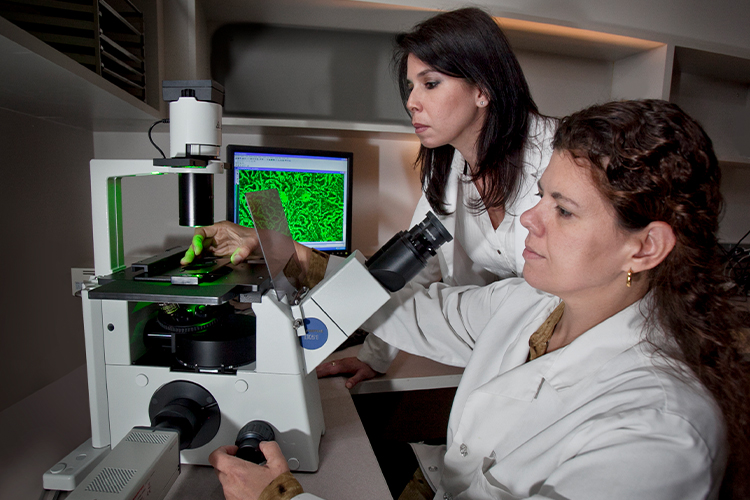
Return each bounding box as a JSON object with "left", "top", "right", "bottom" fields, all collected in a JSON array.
[
  {"left": 179, "top": 172, "right": 214, "bottom": 227},
  {"left": 366, "top": 212, "right": 453, "bottom": 292},
  {"left": 235, "top": 420, "right": 275, "bottom": 463}
]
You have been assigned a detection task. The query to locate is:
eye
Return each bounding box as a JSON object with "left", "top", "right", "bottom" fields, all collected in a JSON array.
[
  {"left": 556, "top": 206, "right": 573, "bottom": 218},
  {"left": 425, "top": 81, "right": 439, "bottom": 89}
]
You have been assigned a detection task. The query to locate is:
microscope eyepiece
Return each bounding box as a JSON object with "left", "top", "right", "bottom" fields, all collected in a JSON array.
[{"left": 365, "top": 211, "right": 452, "bottom": 292}]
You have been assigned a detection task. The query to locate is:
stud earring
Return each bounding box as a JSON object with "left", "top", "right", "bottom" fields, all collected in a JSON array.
[
  {"left": 626, "top": 269, "right": 632, "bottom": 288},
  {"left": 480, "top": 101, "right": 486, "bottom": 106}
]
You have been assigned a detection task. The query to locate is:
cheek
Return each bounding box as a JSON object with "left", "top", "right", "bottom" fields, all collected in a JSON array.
[{"left": 570, "top": 232, "right": 627, "bottom": 278}]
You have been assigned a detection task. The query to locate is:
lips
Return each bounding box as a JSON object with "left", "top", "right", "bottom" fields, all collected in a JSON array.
[
  {"left": 523, "top": 244, "right": 543, "bottom": 260},
  {"left": 413, "top": 122, "right": 428, "bottom": 134}
]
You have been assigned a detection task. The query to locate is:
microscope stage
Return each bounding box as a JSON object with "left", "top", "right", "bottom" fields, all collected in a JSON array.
[{"left": 90, "top": 262, "right": 269, "bottom": 305}]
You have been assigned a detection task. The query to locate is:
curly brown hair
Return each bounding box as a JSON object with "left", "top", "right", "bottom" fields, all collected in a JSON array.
[{"left": 553, "top": 99, "right": 750, "bottom": 498}]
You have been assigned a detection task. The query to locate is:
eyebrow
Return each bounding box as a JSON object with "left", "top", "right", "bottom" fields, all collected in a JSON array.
[
  {"left": 407, "top": 68, "right": 442, "bottom": 84},
  {"left": 538, "top": 180, "right": 580, "bottom": 208}
]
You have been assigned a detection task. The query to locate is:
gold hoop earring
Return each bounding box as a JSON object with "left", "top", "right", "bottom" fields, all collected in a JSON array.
[{"left": 626, "top": 269, "right": 632, "bottom": 288}]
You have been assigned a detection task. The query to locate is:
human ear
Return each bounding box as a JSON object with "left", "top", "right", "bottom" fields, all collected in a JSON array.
[
  {"left": 629, "top": 221, "right": 676, "bottom": 273},
  {"left": 476, "top": 88, "right": 489, "bottom": 107}
]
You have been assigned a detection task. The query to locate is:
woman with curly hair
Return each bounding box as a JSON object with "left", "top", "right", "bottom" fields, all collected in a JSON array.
[{"left": 211, "top": 99, "right": 749, "bottom": 499}]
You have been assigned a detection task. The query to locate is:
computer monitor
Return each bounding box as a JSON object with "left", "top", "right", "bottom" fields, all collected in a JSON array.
[{"left": 226, "top": 145, "right": 353, "bottom": 255}]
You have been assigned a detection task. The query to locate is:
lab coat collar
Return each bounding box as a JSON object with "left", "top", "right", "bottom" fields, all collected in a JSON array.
[
  {"left": 540, "top": 298, "right": 651, "bottom": 391},
  {"left": 476, "top": 297, "right": 652, "bottom": 401}
]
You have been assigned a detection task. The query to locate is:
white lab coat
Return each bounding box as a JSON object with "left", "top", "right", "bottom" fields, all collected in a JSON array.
[
  {"left": 359, "top": 116, "right": 556, "bottom": 372},
  {"left": 369, "top": 279, "right": 726, "bottom": 500}
]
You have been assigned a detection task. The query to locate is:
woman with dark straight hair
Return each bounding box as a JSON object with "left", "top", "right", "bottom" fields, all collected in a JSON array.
[
  {"left": 320, "top": 7, "right": 556, "bottom": 388},
  {"left": 394, "top": 7, "right": 541, "bottom": 216}
]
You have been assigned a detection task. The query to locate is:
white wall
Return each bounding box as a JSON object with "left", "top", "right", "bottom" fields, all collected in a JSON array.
[
  {"left": 162, "top": 0, "right": 213, "bottom": 80},
  {"left": 0, "top": 108, "right": 94, "bottom": 414}
]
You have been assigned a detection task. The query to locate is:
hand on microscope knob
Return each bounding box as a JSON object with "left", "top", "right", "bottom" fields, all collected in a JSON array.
[
  {"left": 209, "top": 441, "right": 290, "bottom": 500},
  {"left": 181, "top": 221, "right": 260, "bottom": 265}
]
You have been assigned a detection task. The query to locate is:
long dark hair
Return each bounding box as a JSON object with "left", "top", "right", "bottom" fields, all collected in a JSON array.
[
  {"left": 393, "top": 8, "right": 540, "bottom": 215},
  {"left": 554, "top": 99, "right": 750, "bottom": 498}
]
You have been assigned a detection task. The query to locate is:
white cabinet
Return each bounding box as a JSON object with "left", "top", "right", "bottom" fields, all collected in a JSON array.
[{"left": 670, "top": 47, "right": 750, "bottom": 167}]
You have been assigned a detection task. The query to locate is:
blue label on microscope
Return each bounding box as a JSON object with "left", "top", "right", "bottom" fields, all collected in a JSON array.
[{"left": 300, "top": 318, "right": 328, "bottom": 350}]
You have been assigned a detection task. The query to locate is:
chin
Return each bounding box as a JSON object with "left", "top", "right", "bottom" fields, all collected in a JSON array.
[
  {"left": 522, "top": 268, "right": 545, "bottom": 291},
  {"left": 418, "top": 137, "right": 444, "bottom": 149}
]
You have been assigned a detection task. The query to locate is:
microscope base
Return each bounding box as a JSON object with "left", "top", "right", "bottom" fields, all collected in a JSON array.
[
  {"left": 67, "top": 428, "right": 179, "bottom": 500},
  {"left": 42, "top": 438, "right": 110, "bottom": 491}
]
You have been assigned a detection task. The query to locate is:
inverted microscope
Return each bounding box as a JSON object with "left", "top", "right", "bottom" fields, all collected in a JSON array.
[{"left": 43, "top": 81, "right": 452, "bottom": 500}]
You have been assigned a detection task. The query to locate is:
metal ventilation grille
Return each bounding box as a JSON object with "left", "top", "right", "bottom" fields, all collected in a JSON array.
[
  {"left": 127, "top": 430, "right": 171, "bottom": 444},
  {"left": 85, "top": 467, "right": 136, "bottom": 493}
]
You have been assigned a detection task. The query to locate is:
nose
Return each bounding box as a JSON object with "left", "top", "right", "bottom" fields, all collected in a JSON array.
[
  {"left": 520, "top": 202, "right": 542, "bottom": 236},
  {"left": 406, "top": 88, "right": 420, "bottom": 113}
]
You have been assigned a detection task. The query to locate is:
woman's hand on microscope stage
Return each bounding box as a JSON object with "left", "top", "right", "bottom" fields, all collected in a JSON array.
[
  {"left": 180, "top": 221, "right": 259, "bottom": 265},
  {"left": 209, "top": 442, "right": 290, "bottom": 500},
  {"left": 316, "top": 357, "right": 380, "bottom": 389}
]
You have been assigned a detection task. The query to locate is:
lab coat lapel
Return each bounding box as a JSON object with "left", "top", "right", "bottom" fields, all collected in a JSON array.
[
  {"left": 435, "top": 153, "right": 464, "bottom": 280},
  {"left": 447, "top": 348, "right": 565, "bottom": 487}
]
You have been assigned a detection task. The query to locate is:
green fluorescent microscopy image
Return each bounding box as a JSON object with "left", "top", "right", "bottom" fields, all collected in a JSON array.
[{"left": 237, "top": 170, "right": 345, "bottom": 242}]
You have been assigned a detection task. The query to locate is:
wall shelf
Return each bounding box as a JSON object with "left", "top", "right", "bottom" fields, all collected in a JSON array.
[
  {"left": 222, "top": 116, "right": 413, "bottom": 136},
  {"left": 670, "top": 46, "right": 750, "bottom": 167}
]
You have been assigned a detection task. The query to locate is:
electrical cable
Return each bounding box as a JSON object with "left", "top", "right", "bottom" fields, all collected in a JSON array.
[
  {"left": 722, "top": 226, "right": 750, "bottom": 297},
  {"left": 38, "top": 489, "right": 62, "bottom": 500},
  {"left": 149, "top": 119, "right": 170, "bottom": 158},
  {"left": 727, "top": 227, "right": 750, "bottom": 257}
]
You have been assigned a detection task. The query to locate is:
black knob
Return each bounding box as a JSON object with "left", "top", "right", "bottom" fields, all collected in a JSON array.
[{"left": 235, "top": 420, "right": 275, "bottom": 463}]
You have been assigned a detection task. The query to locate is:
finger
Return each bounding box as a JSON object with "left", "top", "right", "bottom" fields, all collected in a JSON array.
[
  {"left": 315, "top": 362, "right": 338, "bottom": 378},
  {"left": 230, "top": 246, "right": 252, "bottom": 265},
  {"left": 181, "top": 245, "right": 196, "bottom": 265},
  {"left": 345, "top": 368, "right": 375, "bottom": 389},
  {"left": 258, "top": 441, "right": 289, "bottom": 473},
  {"left": 209, "top": 446, "right": 231, "bottom": 468},
  {"left": 181, "top": 232, "right": 207, "bottom": 265},
  {"left": 197, "top": 224, "right": 218, "bottom": 240},
  {"left": 318, "top": 359, "right": 355, "bottom": 377}
]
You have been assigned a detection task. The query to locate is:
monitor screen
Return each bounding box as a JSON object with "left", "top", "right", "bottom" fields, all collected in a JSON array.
[{"left": 226, "top": 145, "right": 353, "bottom": 254}]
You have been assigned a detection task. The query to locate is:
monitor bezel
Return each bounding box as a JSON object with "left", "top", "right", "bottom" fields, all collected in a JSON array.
[{"left": 226, "top": 144, "right": 354, "bottom": 253}]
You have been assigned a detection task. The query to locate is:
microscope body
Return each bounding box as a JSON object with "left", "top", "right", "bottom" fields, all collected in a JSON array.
[{"left": 83, "top": 160, "right": 390, "bottom": 472}]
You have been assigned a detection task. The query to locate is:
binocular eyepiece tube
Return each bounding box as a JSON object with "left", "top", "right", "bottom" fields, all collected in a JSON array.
[{"left": 366, "top": 211, "right": 453, "bottom": 292}]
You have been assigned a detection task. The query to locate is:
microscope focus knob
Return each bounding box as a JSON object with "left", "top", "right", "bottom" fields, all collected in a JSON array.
[{"left": 235, "top": 420, "right": 275, "bottom": 463}]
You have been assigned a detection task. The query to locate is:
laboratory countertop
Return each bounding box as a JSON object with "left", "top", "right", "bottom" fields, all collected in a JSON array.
[{"left": 331, "top": 344, "right": 464, "bottom": 395}]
